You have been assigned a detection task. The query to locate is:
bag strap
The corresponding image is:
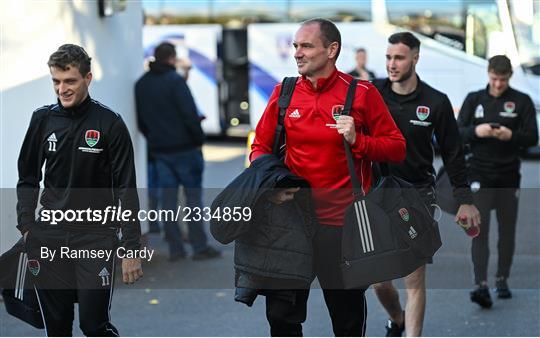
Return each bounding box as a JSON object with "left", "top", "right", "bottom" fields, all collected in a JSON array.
[
  {"left": 341, "top": 79, "right": 364, "bottom": 198},
  {"left": 272, "top": 77, "right": 298, "bottom": 155}
]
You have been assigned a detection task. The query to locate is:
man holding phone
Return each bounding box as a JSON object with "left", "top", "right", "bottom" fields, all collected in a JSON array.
[{"left": 457, "top": 55, "right": 538, "bottom": 308}]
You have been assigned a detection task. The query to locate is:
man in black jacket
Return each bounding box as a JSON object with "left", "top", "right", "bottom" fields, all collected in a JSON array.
[
  {"left": 347, "top": 48, "right": 376, "bottom": 81},
  {"left": 17, "top": 44, "right": 143, "bottom": 336},
  {"left": 372, "top": 32, "right": 480, "bottom": 337},
  {"left": 135, "top": 42, "right": 220, "bottom": 261},
  {"left": 458, "top": 55, "right": 538, "bottom": 308}
]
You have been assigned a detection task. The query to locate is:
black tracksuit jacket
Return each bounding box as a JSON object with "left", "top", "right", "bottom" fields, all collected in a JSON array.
[
  {"left": 457, "top": 86, "right": 538, "bottom": 177},
  {"left": 16, "top": 96, "right": 141, "bottom": 250},
  {"left": 373, "top": 77, "right": 473, "bottom": 205}
]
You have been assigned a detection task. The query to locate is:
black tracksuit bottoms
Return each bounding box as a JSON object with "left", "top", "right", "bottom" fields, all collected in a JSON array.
[
  {"left": 25, "top": 224, "right": 119, "bottom": 337},
  {"left": 470, "top": 173, "right": 520, "bottom": 284},
  {"left": 265, "top": 224, "right": 367, "bottom": 337}
]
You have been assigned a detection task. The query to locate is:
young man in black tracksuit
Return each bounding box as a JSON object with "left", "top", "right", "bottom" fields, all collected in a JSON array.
[
  {"left": 457, "top": 55, "right": 538, "bottom": 308},
  {"left": 372, "top": 32, "right": 481, "bottom": 337},
  {"left": 17, "top": 44, "right": 143, "bottom": 336}
]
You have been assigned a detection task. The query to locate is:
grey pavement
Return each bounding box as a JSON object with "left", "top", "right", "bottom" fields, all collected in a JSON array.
[{"left": 1, "top": 140, "right": 539, "bottom": 336}]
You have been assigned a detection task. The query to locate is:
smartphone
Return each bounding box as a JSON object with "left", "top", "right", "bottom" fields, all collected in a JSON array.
[{"left": 489, "top": 122, "right": 501, "bottom": 129}]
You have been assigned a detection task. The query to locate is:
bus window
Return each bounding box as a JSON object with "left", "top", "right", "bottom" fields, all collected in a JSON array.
[
  {"left": 386, "top": 0, "right": 466, "bottom": 51},
  {"left": 465, "top": 1, "right": 502, "bottom": 59},
  {"left": 509, "top": 0, "right": 540, "bottom": 73}
]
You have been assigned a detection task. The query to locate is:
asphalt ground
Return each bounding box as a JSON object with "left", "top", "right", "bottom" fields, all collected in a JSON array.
[{"left": 1, "top": 140, "right": 539, "bottom": 336}]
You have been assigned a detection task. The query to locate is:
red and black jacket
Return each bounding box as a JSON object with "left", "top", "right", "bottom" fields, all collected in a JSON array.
[{"left": 251, "top": 69, "right": 406, "bottom": 225}]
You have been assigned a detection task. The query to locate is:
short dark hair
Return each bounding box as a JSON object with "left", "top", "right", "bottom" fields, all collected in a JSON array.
[
  {"left": 388, "top": 32, "right": 421, "bottom": 52},
  {"left": 154, "top": 42, "right": 176, "bottom": 64},
  {"left": 47, "top": 44, "right": 92, "bottom": 76},
  {"left": 488, "top": 55, "right": 512, "bottom": 75},
  {"left": 301, "top": 18, "right": 342, "bottom": 59},
  {"left": 355, "top": 48, "right": 367, "bottom": 54}
]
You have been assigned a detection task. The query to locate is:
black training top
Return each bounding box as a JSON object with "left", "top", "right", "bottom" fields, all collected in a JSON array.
[
  {"left": 457, "top": 85, "right": 538, "bottom": 175},
  {"left": 16, "top": 95, "right": 141, "bottom": 250},
  {"left": 373, "top": 77, "right": 472, "bottom": 205}
]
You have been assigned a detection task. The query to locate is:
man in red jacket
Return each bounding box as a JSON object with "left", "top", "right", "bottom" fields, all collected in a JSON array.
[{"left": 251, "top": 18, "right": 406, "bottom": 337}]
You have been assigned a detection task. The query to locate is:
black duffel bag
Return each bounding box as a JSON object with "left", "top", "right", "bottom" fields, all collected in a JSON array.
[
  {"left": 338, "top": 80, "right": 441, "bottom": 289},
  {"left": 0, "top": 238, "right": 44, "bottom": 329},
  {"left": 434, "top": 166, "right": 459, "bottom": 215}
]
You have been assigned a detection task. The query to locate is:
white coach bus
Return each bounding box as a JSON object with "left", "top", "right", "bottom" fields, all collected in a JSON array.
[{"left": 143, "top": 0, "right": 539, "bottom": 146}]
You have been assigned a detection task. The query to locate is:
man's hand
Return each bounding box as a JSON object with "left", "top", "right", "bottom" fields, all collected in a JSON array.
[
  {"left": 268, "top": 187, "right": 300, "bottom": 205},
  {"left": 475, "top": 123, "right": 494, "bottom": 138},
  {"left": 336, "top": 115, "right": 357, "bottom": 145},
  {"left": 492, "top": 126, "right": 512, "bottom": 141},
  {"left": 455, "top": 204, "right": 481, "bottom": 229},
  {"left": 122, "top": 258, "right": 143, "bottom": 284}
]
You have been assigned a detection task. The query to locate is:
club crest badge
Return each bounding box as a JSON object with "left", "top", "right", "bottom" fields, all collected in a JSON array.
[
  {"left": 398, "top": 208, "right": 410, "bottom": 222},
  {"left": 504, "top": 101, "right": 515, "bottom": 114},
  {"left": 474, "top": 104, "right": 484, "bottom": 118},
  {"left": 85, "top": 130, "right": 100, "bottom": 147},
  {"left": 416, "top": 106, "right": 430, "bottom": 121},
  {"left": 331, "top": 105, "right": 344, "bottom": 121},
  {"left": 28, "top": 259, "right": 40, "bottom": 276}
]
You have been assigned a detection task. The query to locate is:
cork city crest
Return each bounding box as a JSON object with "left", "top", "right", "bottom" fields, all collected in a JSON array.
[
  {"left": 28, "top": 259, "right": 40, "bottom": 276},
  {"left": 399, "top": 208, "right": 410, "bottom": 222},
  {"left": 85, "top": 130, "right": 100, "bottom": 147},
  {"left": 504, "top": 101, "right": 515, "bottom": 114},
  {"left": 416, "top": 106, "right": 430, "bottom": 121},
  {"left": 331, "top": 105, "right": 344, "bottom": 122}
]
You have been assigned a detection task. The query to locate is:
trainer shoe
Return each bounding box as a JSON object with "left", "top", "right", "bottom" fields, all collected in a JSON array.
[
  {"left": 385, "top": 313, "right": 405, "bottom": 337},
  {"left": 192, "top": 246, "right": 222, "bottom": 260},
  {"left": 470, "top": 285, "right": 493, "bottom": 308},
  {"left": 495, "top": 277, "right": 512, "bottom": 299}
]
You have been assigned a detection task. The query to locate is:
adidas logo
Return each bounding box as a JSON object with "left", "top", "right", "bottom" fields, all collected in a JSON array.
[
  {"left": 98, "top": 267, "right": 110, "bottom": 277},
  {"left": 289, "top": 109, "right": 301, "bottom": 118},
  {"left": 408, "top": 226, "right": 418, "bottom": 239},
  {"left": 47, "top": 133, "right": 57, "bottom": 142}
]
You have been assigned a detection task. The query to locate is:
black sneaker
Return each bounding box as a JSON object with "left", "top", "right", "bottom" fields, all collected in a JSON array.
[
  {"left": 385, "top": 315, "right": 405, "bottom": 337},
  {"left": 192, "top": 246, "right": 222, "bottom": 260},
  {"left": 470, "top": 285, "right": 493, "bottom": 308},
  {"left": 495, "top": 278, "right": 512, "bottom": 299}
]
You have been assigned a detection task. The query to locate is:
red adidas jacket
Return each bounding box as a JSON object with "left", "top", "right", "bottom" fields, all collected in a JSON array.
[{"left": 251, "top": 69, "right": 406, "bottom": 225}]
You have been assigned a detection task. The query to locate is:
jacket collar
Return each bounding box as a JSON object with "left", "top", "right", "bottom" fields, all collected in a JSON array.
[
  {"left": 485, "top": 84, "right": 511, "bottom": 99},
  {"left": 55, "top": 94, "right": 92, "bottom": 116},
  {"left": 149, "top": 61, "right": 176, "bottom": 74},
  {"left": 383, "top": 75, "right": 424, "bottom": 102},
  {"left": 300, "top": 67, "right": 339, "bottom": 92}
]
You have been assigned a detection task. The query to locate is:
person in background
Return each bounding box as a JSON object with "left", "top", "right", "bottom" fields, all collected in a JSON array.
[
  {"left": 372, "top": 32, "right": 480, "bottom": 337},
  {"left": 135, "top": 42, "right": 221, "bottom": 261},
  {"left": 348, "top": 47, "right": 376, "bottom": 81},
  {"left": 457, "top": 55, "right": 538, "bottom": 308}
]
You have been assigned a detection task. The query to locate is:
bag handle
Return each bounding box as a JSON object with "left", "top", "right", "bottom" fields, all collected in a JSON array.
[{"left": 272, "top": 77, "right": 298, "bottom": 155}]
